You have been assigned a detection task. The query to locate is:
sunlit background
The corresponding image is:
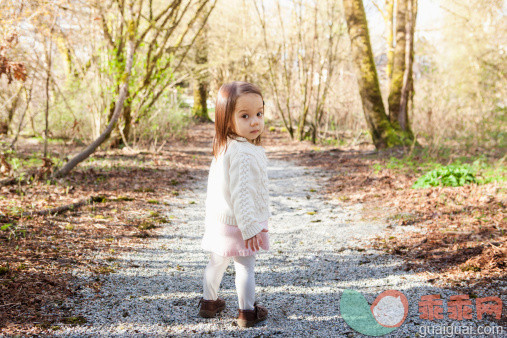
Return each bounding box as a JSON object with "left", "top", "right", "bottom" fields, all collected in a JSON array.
[{"left": 1, "top": 0, "right": 505, "bottom": 151}]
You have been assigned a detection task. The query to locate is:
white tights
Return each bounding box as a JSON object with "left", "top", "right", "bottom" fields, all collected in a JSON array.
[{"left": 202, "top": 252, "right": 256, "bottom": 310}]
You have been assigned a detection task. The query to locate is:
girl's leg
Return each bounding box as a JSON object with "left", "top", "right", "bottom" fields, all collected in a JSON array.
[
  {"left": 203, "top": 252, "right": 231, "bottom": 300},
  {"left": 233, "top": 254, "right": 256, "bottom": 310}
]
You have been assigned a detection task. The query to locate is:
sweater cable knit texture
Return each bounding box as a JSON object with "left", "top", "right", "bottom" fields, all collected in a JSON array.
[{"left": 204, "top": 136, "right": 271, "bottom": 240}]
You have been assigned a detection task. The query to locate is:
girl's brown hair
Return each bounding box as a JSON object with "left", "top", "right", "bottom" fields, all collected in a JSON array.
[{"left": 212, "top": 81, "right": 264, "bottom": 158}]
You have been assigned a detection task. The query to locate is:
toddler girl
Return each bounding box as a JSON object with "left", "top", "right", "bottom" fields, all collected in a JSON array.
[{"left": 198, "top": 81, "right": 271, "bottom": 328}]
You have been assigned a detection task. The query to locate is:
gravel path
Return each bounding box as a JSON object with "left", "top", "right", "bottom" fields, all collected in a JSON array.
[{"left": 50, "top": 157, "right": 505, "bottom": 337}]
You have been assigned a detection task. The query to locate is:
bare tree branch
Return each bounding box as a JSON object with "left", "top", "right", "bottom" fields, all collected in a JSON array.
[
  {"left": 372, "top": 0, "right": 386, "bottom": 19},
  {"left": 53, "top": 37, "right": 135, "bottom": 178}
]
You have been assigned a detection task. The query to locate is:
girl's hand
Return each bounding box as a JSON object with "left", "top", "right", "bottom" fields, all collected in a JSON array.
[{"left": 244, "top": 229, "right": 268, "bottom": 251}]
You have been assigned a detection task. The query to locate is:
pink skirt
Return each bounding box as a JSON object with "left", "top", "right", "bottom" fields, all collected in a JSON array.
[{"left": 201, "top": 219, "right": 270, "bottom": 257}]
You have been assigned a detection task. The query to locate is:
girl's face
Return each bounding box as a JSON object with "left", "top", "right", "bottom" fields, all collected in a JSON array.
[{"left": 230, "top": 93, "right": 264, "bottom": 143}]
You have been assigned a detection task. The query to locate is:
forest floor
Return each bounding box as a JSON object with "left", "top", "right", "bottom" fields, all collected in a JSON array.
[{"left": 0, "top": 121, "right": 505, "bottom": 335}]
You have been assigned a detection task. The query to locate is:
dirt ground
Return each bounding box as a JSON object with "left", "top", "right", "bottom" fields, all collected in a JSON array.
[{"left": 0, "top": 121, "right": 505, "bottom": 335}]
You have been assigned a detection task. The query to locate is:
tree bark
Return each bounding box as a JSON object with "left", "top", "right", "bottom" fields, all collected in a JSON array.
[
  {"left": 44, "top": 24, "right": 55, "bottom": 158},
  {"left": 11, "top": 82, "right": 33, "bottom": 149},
  {"left": 53, "top": 39, "right": 135, "bottom": 178},
  {"left": 388, "top": 0, "right": 407, "bottom": 125},
  {"left": 192, "top": 80, "right": 210, "bottom": 121},
  {"left": 105, "top": 39, "right": 126, "bottom": 149},
  {"left": 399, "top": 0, "right": 417, "bottom": 132},
  {"left": 118, "top": 96, "right": 133, "bottom": 147},
  {"left": 191, "top": 7, "right": 211, "bottom": 122},
  {"left": 0, "top": 86, "right": 22, "bottom": 135},
  {"left": 386, "top": 0, "right": 395, "bottom": 85},
  {"left": 343, "top": 0, "right": 406, "bottom": 149}
]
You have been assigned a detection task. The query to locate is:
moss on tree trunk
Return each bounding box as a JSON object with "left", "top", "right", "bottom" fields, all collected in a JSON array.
[
  {"left": 388, "top": 0, "right": 407, "bottom": 125},
  {"left": 192, "top": 80, "right": 210, "bottom": 122},
  {"left": 388, "top": 0, "right": 416, "bottom": 141},
  {"left": 343, "top": 0, "right": 411, "bottom": 148}
]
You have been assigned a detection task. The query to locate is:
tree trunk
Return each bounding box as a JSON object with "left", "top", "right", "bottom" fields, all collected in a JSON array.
[
  {"left": 105, "top": 97, "right": 120, "bottom": 147},
  {"left": 53, "top": 39, "right": 135, "bottom": 178},
  {"left": 192, "top": 80, "right": 209, "bottom": 122},
  {"left": 388, "top": 0, "right": 407, "bottom": 125},
  {"left": 343, "top": 0, "right": 407, "bottom": 149},
  {"left": 121, "top": 97, "right": 132, "bottom": 144},
  {"left": 191, "top": 10, "right": 210, "bottom": 123},
  {"left": 399, "top": 0, "right": 417, "bottom": 133},
  {"left": 11, "top": 84, "right": 33, "bottom": 149},
  {"left": 44, "top": 31, "right": 54, "bottom": 159},
  {"left": 106, "top": 38, "right": 126, "bottom": 148},
  {"left": 296, "top": 107, "right": 309, "bottom": 141},
  {"left": 0, "top": 87, "right": 22, "bottom": 135},
  {"left": 107, "top": 93, "right": 133, "bottom": 149},
  {"left": 106, "top": 88, "right": 128, "bottom": 149},
  {"left": 386, "top": 0, "right": 395, "bottom": 85}
]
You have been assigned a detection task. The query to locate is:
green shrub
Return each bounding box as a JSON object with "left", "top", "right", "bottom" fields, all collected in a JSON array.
[
  {"left": 136, "top": 104, "right": 191, "bottom": 142},
  {"left": 412, "top": 164, "right": 478, "bottom": 188}
]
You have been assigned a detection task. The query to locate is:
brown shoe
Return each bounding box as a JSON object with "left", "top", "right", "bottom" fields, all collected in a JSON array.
[
  {"left": 198, "top": 297, "right": 226, "bottom": 318},
  {"left": 237, "top": 302, "right": 268, "bottom": 328}
]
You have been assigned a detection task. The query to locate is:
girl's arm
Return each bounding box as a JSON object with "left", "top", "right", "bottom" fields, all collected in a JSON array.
[{"left": 229, "top": 149, "right": 265, "bottom": 242}]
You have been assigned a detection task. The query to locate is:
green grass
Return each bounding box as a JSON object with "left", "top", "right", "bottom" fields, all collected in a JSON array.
[
  {"left": 372, "top": 147, "right": 505, "bottom": 188},
  {"left": 372, "top": 154, "right": 441, "bottom": 175},
  {"left": 27, "top": 136, "right": 68, "bottom": 144},
  {"left": 320, "top": 137, "right": 347, "bottom": 147},
  {"left": 5, "top": 153, "right": 60, "bottom": 172}
]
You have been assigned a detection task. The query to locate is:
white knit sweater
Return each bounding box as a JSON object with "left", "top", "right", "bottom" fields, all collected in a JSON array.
[{"left": 204, "top": 136, "right": 271, "bottom": 240}]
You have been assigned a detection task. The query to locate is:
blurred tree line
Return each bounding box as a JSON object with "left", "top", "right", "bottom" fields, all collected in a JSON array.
[{"left": 0, "top": 0, "right": 505, "bottom": 176}]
